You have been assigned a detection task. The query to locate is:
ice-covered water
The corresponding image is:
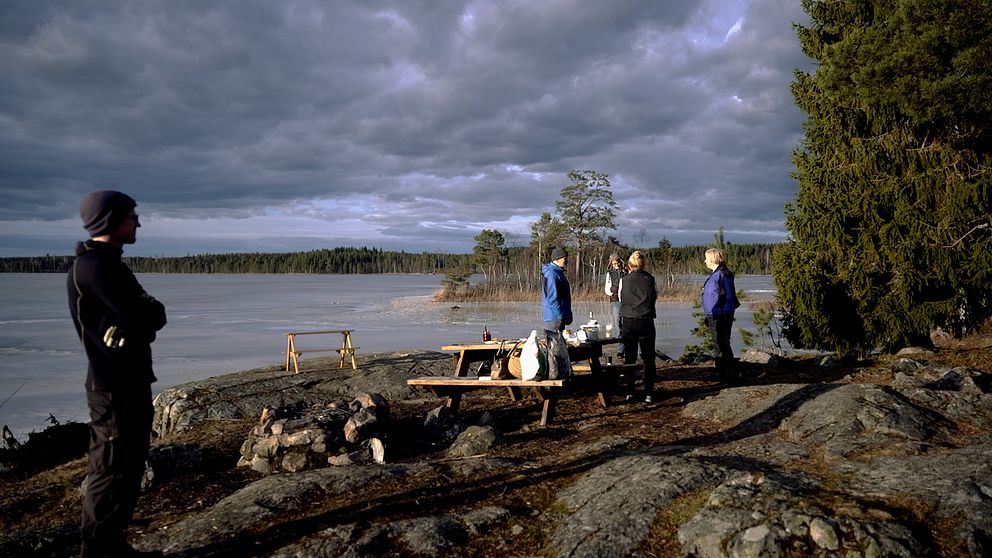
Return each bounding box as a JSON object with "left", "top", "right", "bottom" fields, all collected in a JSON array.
[{"left": 0, "top": 273, "right": 775, "bottom": 438}]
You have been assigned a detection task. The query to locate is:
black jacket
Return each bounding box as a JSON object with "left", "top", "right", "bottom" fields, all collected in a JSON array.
[
  {"left": 619, "top": 270, "right": 657, "bottom": 320},
  {"left": 67, "top": 240, "right": 167, "bottom": 391}
]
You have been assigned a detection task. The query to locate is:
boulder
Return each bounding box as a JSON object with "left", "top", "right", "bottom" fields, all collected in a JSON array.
[
  {"left": 448, "top": 425, "right": 501, "bottom": 457},
  {"left": 817, "top": 355, "right": 841, "bottom": 369},
  {"left": 896, "top": 346, "right": 935, "bottom": 356},
  {"left": 143, "top": 442, "right": 203, "bottom": 488},
  {"left": 741, "top": 349, "right": 781, "bottom": 367},
  {"left": 423, "top": 405, "right": 467, "bottom": 442}
]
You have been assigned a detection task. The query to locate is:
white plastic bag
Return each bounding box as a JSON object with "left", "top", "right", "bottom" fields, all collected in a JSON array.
[{"left": 520, "top": 330, "right": 546, "bottom": 380}]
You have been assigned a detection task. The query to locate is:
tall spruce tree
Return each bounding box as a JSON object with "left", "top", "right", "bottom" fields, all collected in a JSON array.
[{"left": 776, "top": 0, "right": 992, "bottom": 354}]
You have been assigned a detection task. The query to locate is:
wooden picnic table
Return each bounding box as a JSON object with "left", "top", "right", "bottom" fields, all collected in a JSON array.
[{"left": 410, "top": 336, "right": 633, "bottom": 425}]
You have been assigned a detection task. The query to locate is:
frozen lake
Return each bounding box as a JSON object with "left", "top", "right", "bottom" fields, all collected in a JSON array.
[{"left": 0, "top": 273, "right": 775, "bottom": 437}]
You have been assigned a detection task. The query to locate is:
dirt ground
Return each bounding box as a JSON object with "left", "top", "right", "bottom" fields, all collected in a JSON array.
[{"left": 3, "top": 334, "right": 991, "bottom": 558}]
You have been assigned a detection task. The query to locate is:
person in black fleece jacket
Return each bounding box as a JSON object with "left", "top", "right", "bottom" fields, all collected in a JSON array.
[
  {"left": 67, "top": 190, "right": 167, "bottom": 558},
  {"left": 619, "top": 250, "right": 658, "bottom": 403}
]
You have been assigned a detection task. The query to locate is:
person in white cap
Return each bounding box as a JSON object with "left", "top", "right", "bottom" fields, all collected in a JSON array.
[{"left": 604, "top": 251, "right": 627, "bottom": 357}]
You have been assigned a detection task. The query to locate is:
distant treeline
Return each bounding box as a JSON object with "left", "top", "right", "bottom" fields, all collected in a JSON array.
[
  {"left": 0, "top": 243, "right": 778, "bottom": 276},
  {"left": 0, "top": 247, "right": 458, "bottom": 274}
]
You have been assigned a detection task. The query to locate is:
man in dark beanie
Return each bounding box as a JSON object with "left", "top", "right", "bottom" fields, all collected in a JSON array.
[
  {"left": 541, "top": 246, "right": 572, "bottom": 333},
  {"left": 67, "top": 190, "right": 166, "bottom": 558},
  {"left": 541, "top": 247, "right": 573, "bottom": 379}
]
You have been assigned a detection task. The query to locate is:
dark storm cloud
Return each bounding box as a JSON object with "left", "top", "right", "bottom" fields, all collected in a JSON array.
[{"left": 0, "top": 0, "right": 811, "bottom": 255}]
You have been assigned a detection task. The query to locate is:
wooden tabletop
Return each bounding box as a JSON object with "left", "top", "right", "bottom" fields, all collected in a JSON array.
[
  {"left": 408, "top": 377, "right": 567, "bottom": 387},
  {"left": 441, "top": 337, "right": 619, "bottom": 352},
  {"left": 440, "top": 339, "right": 523, "bottom": 351}
]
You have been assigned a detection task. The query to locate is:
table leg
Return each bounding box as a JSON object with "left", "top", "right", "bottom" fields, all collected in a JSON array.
[
  {"left": 287, "top": 335, "right": 301, "bottom": 373},
  {"left": 285, "top": 335, "right": 293, "bottom": 372},
  {"left": 507, "top": 387, "right": 522, "bottom": 401},
  {"left": 540, "top": 396, "right": 558, "bottom": 426},
  {"left": 346, "top": 332, "right": 357, "bottom": 369},
  {"left": 445, "top": 393, "right": 462, "bottom": 414},
  {"left": 597, "top": 391, "right": 609, "bottom": 408},
  {"left": 455, "top": 351, "right": 472, "bottom": 377}
]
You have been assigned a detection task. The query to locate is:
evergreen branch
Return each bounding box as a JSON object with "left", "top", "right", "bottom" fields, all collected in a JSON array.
[{"left": 945, "top": 223, "right": 990, "bottom": 249}]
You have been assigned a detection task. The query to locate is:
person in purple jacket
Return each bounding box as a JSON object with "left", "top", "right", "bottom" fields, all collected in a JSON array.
[
  {"left": 702, "top": 248, "right": 741, "bottom": 382},
  {"left": 68, "top": 190, "right": 167, "bottom": 558}
]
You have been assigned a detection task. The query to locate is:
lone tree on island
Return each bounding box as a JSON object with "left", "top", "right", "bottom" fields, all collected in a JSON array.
[
  {"left": 472, "top": 229, "right": 507, "bottom": 282},
  {"left": 555, "top": 170, "right": 618, "bottom": 281},
  {"left": 530, "top": 211, "right": 568, "bottom": 270}
]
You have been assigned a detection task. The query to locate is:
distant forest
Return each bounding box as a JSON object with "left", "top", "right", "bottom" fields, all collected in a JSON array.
[{"left": 0, "top": 243, "right": 777, "bottom": 276}]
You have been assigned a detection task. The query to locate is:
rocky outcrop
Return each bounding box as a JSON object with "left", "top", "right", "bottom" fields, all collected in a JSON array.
[
  {"left": 152, "top": 351, "right": 451, "bottom": 435},
  {"left": 134, "top": 356, "right": 992, "bottom": 557},
  {"left": 543, "top": 361, "right": 991, "bottom": 557},
  {"left": 136, "top": 462, "right": 431, "bottom": 555}
]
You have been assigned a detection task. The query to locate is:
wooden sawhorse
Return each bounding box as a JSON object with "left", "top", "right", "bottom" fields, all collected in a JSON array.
[{"left": 285, "top": 329, "right": 357, "bottom": 373}]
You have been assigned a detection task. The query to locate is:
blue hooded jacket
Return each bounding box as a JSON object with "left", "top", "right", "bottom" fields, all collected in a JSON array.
[
  {"left": 701, "top": 264, "right": 740, "bottom": 317},
  {"left": 541, "top": 261, "right": 572, "bottom": 323}
]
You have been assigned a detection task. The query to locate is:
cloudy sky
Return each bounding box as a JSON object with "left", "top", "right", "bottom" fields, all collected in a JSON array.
[{"left": 0, "top": 0, "right": 813, "bottom": 257}]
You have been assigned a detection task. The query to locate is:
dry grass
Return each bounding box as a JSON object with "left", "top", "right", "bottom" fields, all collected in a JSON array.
[{"left": 639, "top": 488, "right": 711, "bottom": 557}]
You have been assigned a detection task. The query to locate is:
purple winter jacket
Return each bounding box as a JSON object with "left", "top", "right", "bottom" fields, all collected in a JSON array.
[{"left": 701, "top": 264, "right": 740, "bottom": 317}]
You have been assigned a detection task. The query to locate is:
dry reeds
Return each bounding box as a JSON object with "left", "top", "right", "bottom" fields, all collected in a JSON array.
[{"left": 434, "top": 277, "right": 700, "bottom": 304}]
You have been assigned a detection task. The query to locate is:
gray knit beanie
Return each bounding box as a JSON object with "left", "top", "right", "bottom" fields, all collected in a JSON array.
[{"left": 79, "top": 190, "right": 136, "bottom": 236}]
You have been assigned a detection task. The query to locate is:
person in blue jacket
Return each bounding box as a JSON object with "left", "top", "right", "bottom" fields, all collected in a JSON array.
[
  {"left": 541, "top": 246, "right": 573, "bottom": 333},
  {"left": 702, "top": 248, "right": 740, "bottom": 382}
]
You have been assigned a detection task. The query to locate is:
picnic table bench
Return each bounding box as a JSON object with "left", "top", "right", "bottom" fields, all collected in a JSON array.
[
  {"left": 407, "top": 363, "right": 639, "bottom": 426},
  {"left": 284, "top": 329, "right": 358, "bottom": 373}
]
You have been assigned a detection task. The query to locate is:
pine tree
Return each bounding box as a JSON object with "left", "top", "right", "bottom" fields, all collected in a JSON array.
[
  {"left": 530, "top": 211, "right": 567, "bottom": 268},
  {"left": 554, "top": 170, "right": 618, "bottom": 284},
  {"left": 472, "top": 229, "right": 507, "bottom": 282},
  {"left": 776, "top": 0, "right": 992, "bottom": 354}
]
